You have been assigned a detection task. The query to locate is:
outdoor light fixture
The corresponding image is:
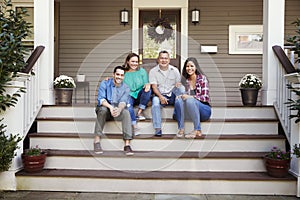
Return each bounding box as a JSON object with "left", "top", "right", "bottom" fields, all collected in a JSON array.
[
  {"left": 191, "top": 8, "right": 200, "bottom": 25},
  {"left": 120, "top": 8, "right": 129, "bottom": 26}
]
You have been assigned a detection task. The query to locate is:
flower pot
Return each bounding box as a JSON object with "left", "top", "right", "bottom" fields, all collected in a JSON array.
[
  {"left": 240, "top": 88, "right": 259, "bottom": 106},
  {"left": 22, "top": 152, "right": 47, "bottom": 173},
  {"left": 55, "top": 88, "right": 73, "bottom": 105},
  {"left": 264, "top": 156, "right": 290, "bottom": 178}
]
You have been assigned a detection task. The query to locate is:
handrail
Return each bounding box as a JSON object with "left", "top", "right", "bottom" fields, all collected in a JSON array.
[
  {"left": 22, "top": 45, "right": 45, "bottom": 135},
  {"left": 272, "top": 45, "right": 297, "bottom": 143},
  {"left": 22, "top": 45, "right": 45, "bottom": 74},
  {"left": 272, "top": 45, "right": 296, "bottom": 74}
]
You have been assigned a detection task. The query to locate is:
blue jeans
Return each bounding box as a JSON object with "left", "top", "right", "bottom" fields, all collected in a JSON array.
[
  {"left": 128, "top": 88, "right": 152, "bottom": 125},
  {"left": 174, "top": 97, "right": 211, "bottom": 130},
  {"left": 151, "top": 87, "right": 184, "bottom": 129}
]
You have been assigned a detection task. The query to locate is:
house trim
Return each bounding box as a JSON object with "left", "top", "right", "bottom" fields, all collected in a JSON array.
[{"left": 132, "top": 0, "right": 188, "bottom": 70}]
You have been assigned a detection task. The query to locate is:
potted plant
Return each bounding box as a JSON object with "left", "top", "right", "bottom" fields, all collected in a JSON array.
[
  {"left": 53, "top": 75, "right": 76, "bottom": 105},
  {"left": 239, "top": 74, "right": 263, "bottom": 106},
  {"left": 264, "top": 146, "right": 291, "bottom": 178},
  {"left": 22, "top": 145, "right": 47, "bottom": 173}
]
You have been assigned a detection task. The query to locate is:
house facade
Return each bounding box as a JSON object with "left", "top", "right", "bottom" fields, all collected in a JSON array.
[{"left": 1, "top": 0, "right": 300, "bottom": 196}]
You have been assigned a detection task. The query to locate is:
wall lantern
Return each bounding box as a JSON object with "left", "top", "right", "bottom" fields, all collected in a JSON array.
[
  {"left": 120, "top": 8, "right": 129, "bottom": 26},
  {"left": 191, "top": 8, "right": 200, "bottom": 25}
]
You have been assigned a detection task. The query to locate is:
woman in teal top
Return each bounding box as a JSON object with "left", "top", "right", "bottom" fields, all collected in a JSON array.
[{"left": 123, "top": 53, "right": 152, "bottom": 135}]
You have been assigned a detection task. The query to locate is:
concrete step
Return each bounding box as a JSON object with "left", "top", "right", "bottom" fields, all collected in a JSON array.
[
  {"left": 16, "top": 169, "right": 297, "bottom": 195},
  {"left": 44, "top": 149, "right": 268, "bottom": 172},
  {"left": 36, "top": 118, "right": 279, "bottom": 135},
  {"left": 28, "top": 133, "right": 286, "bottom": 152}
]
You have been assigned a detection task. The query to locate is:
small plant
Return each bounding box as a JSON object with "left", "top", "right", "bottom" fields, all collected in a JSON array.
[
  {"left": 54, "top": 75, "right": 76, "bottom": 88},
  {"left": 265, "top": 146, "right": 291, "bottom": 160},
  {"left": 286, "top": 84, "right": 300, "bottom": 123},
  {"left": 239, "top": 74, "right": 262, "bottom": 89},
  {"left": 0, "top": 120, "right": 22, "bottom": 172},
  {"left": 286, "top": 18, "right": 300, "bottom": 65},
  {"left": 292, "top": 144, "right": 300, "bottom": 158},
  {"left": 24, "top": 145, "right": 42, "bottom": 156}
]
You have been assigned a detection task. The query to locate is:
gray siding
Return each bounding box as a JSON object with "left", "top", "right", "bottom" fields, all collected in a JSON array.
[
  {"left": 58, "top": 0, "right": 300, "bottom": 106},
  {"left": 59, "top": 0, "right": 132, "bottom": 103}
]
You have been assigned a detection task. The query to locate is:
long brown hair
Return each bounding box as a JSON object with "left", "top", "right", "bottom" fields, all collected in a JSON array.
[
  {"left": 182, "top": 57, "right": 206, "bottom": 79},
  {"left": 124, "top": 53, "right": 140, "bottom": 71}
]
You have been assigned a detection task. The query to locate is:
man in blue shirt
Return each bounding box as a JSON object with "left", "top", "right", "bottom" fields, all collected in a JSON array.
[{"left": 94, "top": 66, "right": 134, "bottom": 155}]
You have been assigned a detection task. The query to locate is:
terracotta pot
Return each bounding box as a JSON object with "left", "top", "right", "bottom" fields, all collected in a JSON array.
[
  {"left": 22, "top": 152, "right": 47, "bottom": 173},
  {"left": 55, "top": 88, "right": 73, "bottom": 105},
  {"left": 264, "top": 156, "right": 290, "bottom": 178},
  {"left": 240, "top": 88, "right": 259, "bottom": 106}
]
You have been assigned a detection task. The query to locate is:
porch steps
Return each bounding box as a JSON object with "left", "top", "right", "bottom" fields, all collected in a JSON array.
[{"left": 15, "top": 105, "right": 297, "bottom": 195}]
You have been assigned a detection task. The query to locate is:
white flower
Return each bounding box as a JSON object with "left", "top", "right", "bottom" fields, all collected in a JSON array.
[
  {"left": 239, "top": 74, "right": 262, "bottom": 89},
  {"left": 54, "top": 75, "right": 76, "bottom": 88}
]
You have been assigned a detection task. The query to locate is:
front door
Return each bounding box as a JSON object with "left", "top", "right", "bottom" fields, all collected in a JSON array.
[{"left": 139, "top": 10, "right": 181, "bottom": 71}]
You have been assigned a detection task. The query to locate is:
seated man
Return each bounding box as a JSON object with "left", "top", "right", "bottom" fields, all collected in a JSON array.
[
  {"left": 149, "top": 50, "right": 183, "bottom": 136},
  {"left": 93, "top": 66, "right": 134, "bottom": 155}
]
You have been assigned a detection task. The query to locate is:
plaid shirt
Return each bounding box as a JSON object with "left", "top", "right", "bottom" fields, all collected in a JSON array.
[{"left": 187, "top": 74, "right": 210, "bottom": 103}]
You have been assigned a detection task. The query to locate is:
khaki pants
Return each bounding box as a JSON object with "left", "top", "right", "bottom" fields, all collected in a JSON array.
[{"left": 94, "top": 106, "right": 133, "bottom": 140}]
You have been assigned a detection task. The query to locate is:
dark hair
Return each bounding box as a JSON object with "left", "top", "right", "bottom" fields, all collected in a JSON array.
[
  {"left": 124, "top": 53, "right": 139, "bottom": 71},
  {"left": 158, "top": 50, "right": 169, "bottom": 58},
  {"left": 182, "top": 57, "right": 206, "bottom": 79},
  {"left": 113, "top": 65, "right": 125, "bottom": 73}
]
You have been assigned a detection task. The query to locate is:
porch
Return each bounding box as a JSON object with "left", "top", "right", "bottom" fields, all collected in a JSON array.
[{"left": 1, "top": 0, "right": 300, "bottom": 197}]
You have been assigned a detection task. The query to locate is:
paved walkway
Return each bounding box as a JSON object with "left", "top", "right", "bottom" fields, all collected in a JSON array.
[{"left": 0, "top": 191, "right": 299, "bottom": 200}]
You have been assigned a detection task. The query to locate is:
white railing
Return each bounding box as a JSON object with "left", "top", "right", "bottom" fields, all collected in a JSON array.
[
  {"left": 21, "top": 46, "right": 45, "bottom": 135},
  {"left": 274, "top": 61, "right": 292, "bottom": 142},
  {"left": 274, "top": 45, "right": 299, "bottom": 144}
]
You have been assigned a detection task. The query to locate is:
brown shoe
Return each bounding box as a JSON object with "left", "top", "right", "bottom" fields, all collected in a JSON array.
[
  {"left": 94, "top": 142, "right": 103, "bottom": 154},
  {"left": 124, "top": 145, "right": 134, "bottom": 156}
]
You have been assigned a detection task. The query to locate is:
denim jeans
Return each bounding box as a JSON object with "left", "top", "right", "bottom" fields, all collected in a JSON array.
[
  {"left": 94, "top": 106, "right": 133, "bottom": 140},
  {"left": 127, "top": 88, "right": 152, "bottom": 125},
  {"left": 151, "top": 87, "right": 184, "bottom": 129},
  {"left": 174, "top": 97, "right": 211, "bottom": 130}
]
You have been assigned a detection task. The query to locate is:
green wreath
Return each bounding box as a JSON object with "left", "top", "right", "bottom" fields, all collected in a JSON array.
[{"left": 147, "top": 17, "right": 174, "bottom": 43}]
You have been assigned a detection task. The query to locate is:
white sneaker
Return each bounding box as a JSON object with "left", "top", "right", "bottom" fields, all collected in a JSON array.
[{"left": 136, "top": 115, "right": 146, "bottom": 121}]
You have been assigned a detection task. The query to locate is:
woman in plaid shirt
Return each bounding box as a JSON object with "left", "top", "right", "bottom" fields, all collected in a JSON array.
[{"left": 174, "top": 57, "right": 211, "bottom": 139}]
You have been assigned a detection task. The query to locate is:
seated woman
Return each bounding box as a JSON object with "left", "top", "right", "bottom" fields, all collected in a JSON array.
[
  {"left": 123, "top": 53, "right": 152, "bottom": 135},
  {"left": 174, "top": 57, "right": 211, "bottom": 138}
]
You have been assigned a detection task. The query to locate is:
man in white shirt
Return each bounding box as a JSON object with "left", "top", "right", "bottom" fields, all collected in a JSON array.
[{"left": 149, "top": 50, "right": 183, "bottom": 136}]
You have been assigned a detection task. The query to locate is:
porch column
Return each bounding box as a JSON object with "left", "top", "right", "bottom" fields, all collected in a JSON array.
[
  {"left": 34, "top": 0, "right": 55, "bottom": 104},
  {"left": 261, "top": 0, "right": 285, "bottom": 105}
]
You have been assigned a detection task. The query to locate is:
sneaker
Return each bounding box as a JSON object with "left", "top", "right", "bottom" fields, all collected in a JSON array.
[
  {"left": 136, "top": 115, "right": 146, "bottom": 121},
  {"left": 154, "top": 129, "right": 162, "bottom": 137},
  {"left": 124, "top": 145, "right": 134, "bottom": 156},
  {"left": 94, "top": 142, "right": 103, "bottom": 154}
]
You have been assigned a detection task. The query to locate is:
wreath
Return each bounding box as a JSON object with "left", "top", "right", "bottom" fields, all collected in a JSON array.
[{"left": 147, "top": 17, "right": 174, "bottom": 43}]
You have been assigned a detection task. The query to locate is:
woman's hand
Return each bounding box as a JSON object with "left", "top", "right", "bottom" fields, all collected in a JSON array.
[{"left": 144, "top": 83, "right": 151, "bottom": 92}]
